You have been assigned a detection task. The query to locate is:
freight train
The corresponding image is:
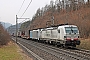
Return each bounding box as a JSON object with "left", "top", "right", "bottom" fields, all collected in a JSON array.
[{"left": 18, "top": 24, "right": 80, "bottom": 47}]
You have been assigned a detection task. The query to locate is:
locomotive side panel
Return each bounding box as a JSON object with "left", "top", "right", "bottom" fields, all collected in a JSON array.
[{"left": 51, "top": 29, "right": 58, "bottom": 39}]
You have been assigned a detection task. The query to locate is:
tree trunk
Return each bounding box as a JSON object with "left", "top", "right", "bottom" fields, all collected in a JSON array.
[{"left": 87, "top": 0, "right": 90, "bottom": 4}]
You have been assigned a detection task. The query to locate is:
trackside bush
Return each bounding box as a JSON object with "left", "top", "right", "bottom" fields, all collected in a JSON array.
[{"left": 0, "top": 25, "right": 10, "bottom": 46}]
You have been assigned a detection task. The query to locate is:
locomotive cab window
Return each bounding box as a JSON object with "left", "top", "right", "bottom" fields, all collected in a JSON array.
[
  {"left": 58, "top": 29, "right": 60, "bottom": 33},
  {"left": 65, "top": 27, "right": 78, "bottom": 33}
]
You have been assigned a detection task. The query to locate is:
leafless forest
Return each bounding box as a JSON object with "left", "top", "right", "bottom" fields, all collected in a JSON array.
[{"left": 21, "top": 0, "right": 90, "bottom": 38}]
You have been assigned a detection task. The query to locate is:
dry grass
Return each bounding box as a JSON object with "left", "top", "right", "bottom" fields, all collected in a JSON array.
[
  {"left": 77, "top": 38, "right": 90, "bottom": 50},
  {"left": 0, "top": 41, "right": 33, "bottom": 60}
]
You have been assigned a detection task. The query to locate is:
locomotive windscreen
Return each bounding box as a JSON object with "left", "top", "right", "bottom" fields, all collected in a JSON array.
[{"left": 65, "top": 27, "right": 78, "bottom": 34}]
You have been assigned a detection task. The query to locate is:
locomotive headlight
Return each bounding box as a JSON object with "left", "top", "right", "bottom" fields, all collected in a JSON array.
[{"left": 71, "top": 39, "right": 74, "bottom": 41}]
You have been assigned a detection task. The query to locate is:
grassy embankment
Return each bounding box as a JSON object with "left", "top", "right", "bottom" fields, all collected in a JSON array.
[
  {"left": 0, "top": 41, "right": 32, "bottom": 60},
  {"left": 0, "top": 39, "right": 90, "bottom": 60},
  {"left": 77, "top": 38, "right": 90, "bottom": 50}
]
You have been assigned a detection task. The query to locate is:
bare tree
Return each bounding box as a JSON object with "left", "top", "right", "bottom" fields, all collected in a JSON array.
[
  {"left": 65, "top": 0, "right": 71, "bottom": 12},
  {"left": 40, "top": 7, "right": 44, "bottom": 16},
  {"left": 62, "top": 0, "right": 65, "bottom": 9},
  {"left": 44, "top": 5, "right": 50, "bottom": 13},
  {"left": 50, "top": 0, "right": 54, "bottom": 8},
  {"left": 87, "top": 0, "right": 90, "bottom": 3},
  {"left": 35, "top": 8, "right": 41, "bottom": 17},
  {"left": 50, "top": 0, "right": 55, "bottom": 12},
  {"left": 55, "top": 0, "right": 62, "bottom": 12},
  {"left": 68, "top": 0, "right": 79, "bottom": 11}
]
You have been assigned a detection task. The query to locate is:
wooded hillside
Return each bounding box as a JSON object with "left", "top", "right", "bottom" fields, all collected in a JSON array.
[{"left": 21, "top": 0, "right": 90, "bottom": 38}]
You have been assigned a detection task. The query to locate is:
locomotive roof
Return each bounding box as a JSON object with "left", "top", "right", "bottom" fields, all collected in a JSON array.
[
  {"left": 44, "top": 23, "right": 69, "bottom": 28},
  {"left": 42, "top": 24, "right": 77, "bottom": 31},
  {"left": 58, "top": 25, "right": 77, "bottom": 28}
]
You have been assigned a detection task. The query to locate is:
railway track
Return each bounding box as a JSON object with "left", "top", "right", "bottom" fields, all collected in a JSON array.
[
  {"left": 25, "top": 40, "right": 90, "bottom": 60},
  {"left": 16, "top": 38, "right": 60, "bottom": 60},
  {"left": 12, "top": 38, "right": 44, "bottom": 60},
  {"left": 65, "top": 48, "right": 90, "bottom": 59},
  {"left": 33, "top": 43, "right": 90, "bottom": 60},
  {"left": 12, "top": 37, "right": 90, "bottom": 60}
]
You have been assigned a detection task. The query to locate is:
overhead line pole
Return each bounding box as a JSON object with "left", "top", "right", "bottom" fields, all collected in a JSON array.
[
  {"left": 16, "top": 15, "right": 18, "bottom": 43},
  {"left": 16, "top": 15, "right": 29, "bottom": 43}
]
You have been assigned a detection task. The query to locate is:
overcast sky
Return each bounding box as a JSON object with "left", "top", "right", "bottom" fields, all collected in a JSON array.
[{"left": 0, "top": 0, "right": 56, "bottom": 25}]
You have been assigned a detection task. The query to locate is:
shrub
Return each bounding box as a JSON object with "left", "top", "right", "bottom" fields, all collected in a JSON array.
[{"left": 0, "top": 25, "right": 10, "bottom": 46}]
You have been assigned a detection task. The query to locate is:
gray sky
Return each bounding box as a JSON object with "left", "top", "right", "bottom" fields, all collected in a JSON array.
[{"left": 0, "top": 0, "right": 55, "bottom": 25}]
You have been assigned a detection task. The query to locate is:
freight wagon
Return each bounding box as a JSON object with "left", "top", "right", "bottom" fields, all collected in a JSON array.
[
  {"left": 30, "top": 29, "right": 40, "bottom": 41},
  {"left": 21, "top": 30, "right": 30, "bottom": 39}
]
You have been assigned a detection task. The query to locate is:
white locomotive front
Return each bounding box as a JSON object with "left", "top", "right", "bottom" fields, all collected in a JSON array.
[
  {"left": 58, "top": 25, "right": 80, "bottom": 47},
  {"left": 39, "top": 25, "right": 80, "bottom": 47}
]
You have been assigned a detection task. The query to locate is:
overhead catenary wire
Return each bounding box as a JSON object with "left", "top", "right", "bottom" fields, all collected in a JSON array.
[
  {"left": 19, "top": 18, "right": 30, "bottom": 24},
  {"left": 17, "top": 0, "right": 26, "bottom": 15},
  {"left": 21, "top": 0, "right": 32, "bottom": 17}
]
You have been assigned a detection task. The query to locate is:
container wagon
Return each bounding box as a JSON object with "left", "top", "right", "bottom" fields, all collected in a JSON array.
[{"left": 30, "top": 29, "right": 40, "bottom": 41}]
